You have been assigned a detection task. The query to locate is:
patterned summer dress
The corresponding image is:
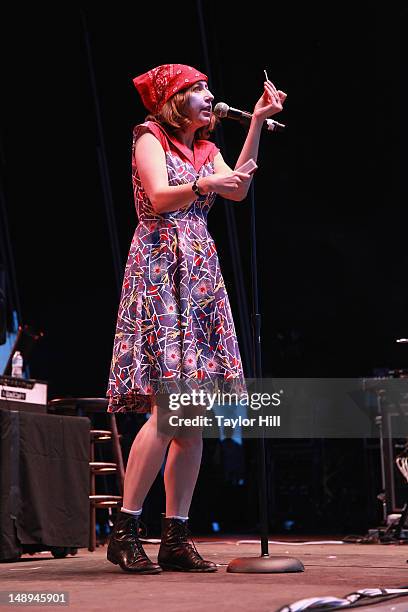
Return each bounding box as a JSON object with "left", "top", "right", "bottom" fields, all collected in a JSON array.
[{"left": 106, "top": 121, "right": 244, "bottom": 413}]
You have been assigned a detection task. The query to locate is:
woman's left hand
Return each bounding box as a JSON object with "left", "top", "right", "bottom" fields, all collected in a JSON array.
[{"left": 253, "top": 80, "right": 287, "bottom": 121}]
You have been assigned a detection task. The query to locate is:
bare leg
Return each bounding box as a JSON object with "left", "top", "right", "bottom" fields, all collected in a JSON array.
[
  {"left": 122, "top": 404, "right": 172, "bottom": 510},
  {"left": 159, "top": 431, "right": 217, "bottom": 572},
  {"left": 164, "top": 434, "right": 203, "bottom": 517}
]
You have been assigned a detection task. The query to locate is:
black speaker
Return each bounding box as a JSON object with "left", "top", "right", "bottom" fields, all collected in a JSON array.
[{"left": 0, "top": 408, "right": 90, "bottom": 561}]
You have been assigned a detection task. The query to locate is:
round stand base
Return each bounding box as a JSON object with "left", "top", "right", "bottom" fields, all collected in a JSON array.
[{"left": 227, "top": 555, "right": 304, "bottom": 573}]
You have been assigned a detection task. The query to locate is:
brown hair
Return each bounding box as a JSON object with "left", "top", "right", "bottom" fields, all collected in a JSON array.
[{"left": 145, "top": 85, "right": 218, "bottom": 141}]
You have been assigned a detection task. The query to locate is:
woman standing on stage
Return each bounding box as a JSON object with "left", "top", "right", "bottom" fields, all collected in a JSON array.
[{"left": 106, "top": 64, "right": 286, "bottom": 573}]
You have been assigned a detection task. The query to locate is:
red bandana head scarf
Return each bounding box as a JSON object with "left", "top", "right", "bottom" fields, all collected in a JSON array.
[{"left": 133, "top": 64, "right": 208, "bottom": 114}]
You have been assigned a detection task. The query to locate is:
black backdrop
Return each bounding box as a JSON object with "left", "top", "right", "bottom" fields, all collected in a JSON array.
[{"left": 1, "top": 4, "right": 406, "bottom": 533}]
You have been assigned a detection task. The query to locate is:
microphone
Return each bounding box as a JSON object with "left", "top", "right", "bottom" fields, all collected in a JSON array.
[{"left": 213, "top": 102, "right": 285, "bottom": 132}]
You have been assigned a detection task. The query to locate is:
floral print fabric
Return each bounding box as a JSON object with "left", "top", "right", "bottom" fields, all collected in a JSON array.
[{"left": 106, "top": 122, "right": 244, "bottom": 413}]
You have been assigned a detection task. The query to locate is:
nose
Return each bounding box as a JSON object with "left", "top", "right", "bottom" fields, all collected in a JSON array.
[{"left": 205, "top": 89, "right": 214, "bottom": 102}]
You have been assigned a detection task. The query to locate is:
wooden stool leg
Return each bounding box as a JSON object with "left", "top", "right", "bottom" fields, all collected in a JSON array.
[
  {"left": 89, "top": 501, "right": 96, "bottom": 552},
  {"left": 110, "top": 414, "right": 125, "bottom": 494},
  {"left": 89, "top": 438, "right": 96, "bottom": 551}
]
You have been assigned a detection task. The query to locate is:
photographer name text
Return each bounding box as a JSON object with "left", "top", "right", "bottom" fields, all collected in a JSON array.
[{"left": 168, "top": 415, "right": 281, "bottom": 428}]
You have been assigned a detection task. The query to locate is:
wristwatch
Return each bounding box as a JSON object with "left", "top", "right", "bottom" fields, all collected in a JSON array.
[{"left": 192, "top": 174, "right": 203, "bottom": 197}]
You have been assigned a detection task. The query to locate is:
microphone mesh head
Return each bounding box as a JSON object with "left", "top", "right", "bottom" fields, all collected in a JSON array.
[{"left": 213, "top": 102, "right": 229, "bottom": 118}]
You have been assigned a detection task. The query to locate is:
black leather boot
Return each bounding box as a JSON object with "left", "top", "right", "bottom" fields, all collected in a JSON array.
[
  {"left": 158, "top": 516, "right": 217, "bottom": 572},
  {"left": 107, "top": 511, "right": 161, "bottom": 574}
]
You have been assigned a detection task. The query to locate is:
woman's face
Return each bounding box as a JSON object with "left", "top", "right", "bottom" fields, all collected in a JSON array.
[{"left": 184, "top": 81, "right": 214, "bottom": 127}]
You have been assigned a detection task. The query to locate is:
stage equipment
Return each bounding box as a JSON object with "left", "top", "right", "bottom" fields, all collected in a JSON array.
[
  {"left": 214, "top": 102, "right": 286, "bottom": 133},
  {"left": 363, "top": 368, "right": 408, "bottom": 542},
  {"left": 393, "top": 442, "right": 408, "bottom": 540},
  {"left": 0, "top": 374, "right": 47, "bottom": 413},
  {"left": 0, "top": 407, "right": 90, "bottom": 560},
  {"left": 226, "top": 179, "right": 303, "bottom": 573},
  {"left": 48, "top": 397, "right": 124, "bottom": 551}
]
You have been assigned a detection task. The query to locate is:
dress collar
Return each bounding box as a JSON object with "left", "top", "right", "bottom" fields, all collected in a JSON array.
[{"left": 154, "top": 123, "right": 214, "bottom": 172}]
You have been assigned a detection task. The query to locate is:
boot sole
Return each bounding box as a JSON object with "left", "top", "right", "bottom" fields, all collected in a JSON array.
[
  {"left": 159, "top": 562, "right": 217, "bottom": 572},
  {"left": 107, "top": 552, "right": 162, "bottom": 574}
]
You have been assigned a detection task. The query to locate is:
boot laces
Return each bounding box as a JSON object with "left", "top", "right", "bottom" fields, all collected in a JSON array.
[
  {"left": 178, "top": 522, "right": 203, "bottom": 560},
  {"left": 127, "top": 518, "right": 149, "bottom": 556},
  {"left": 125, "top": 516, "right": 147, "bottom": 538}
]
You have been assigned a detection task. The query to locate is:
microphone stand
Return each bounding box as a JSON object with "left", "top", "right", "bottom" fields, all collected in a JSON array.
[{"left": 227, "top": 172, "right": 304, "bottom": 574}]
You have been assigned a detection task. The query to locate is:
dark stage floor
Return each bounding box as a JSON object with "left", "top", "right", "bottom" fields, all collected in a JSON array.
[{"left": 1, "top": 537, "right": 407, "bottom": 611}]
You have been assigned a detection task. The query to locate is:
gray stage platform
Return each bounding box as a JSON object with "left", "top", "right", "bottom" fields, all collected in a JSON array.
[{"left": 1, "top": 538, "right": 407, "bottom": 611}]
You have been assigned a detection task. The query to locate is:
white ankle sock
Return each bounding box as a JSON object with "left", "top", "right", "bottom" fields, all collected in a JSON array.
[
  {"left": 166, "top": 515, "right": 188, "bottom": 522},
  {"left": 121, "top": 506, "right": 142, "bottom": 516}
]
